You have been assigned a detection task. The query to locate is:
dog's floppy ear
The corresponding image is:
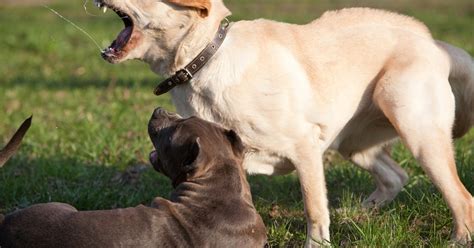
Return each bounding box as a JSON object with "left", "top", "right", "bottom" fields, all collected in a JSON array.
[
  {"left": 167, "top": 0, "right": 211, "bottom": 18},
  {"left": 181, "top": 137, "right": 201, "bottom": 173},
  {"left": 224, "top": 129, "right": 245, "bottom": 158}
]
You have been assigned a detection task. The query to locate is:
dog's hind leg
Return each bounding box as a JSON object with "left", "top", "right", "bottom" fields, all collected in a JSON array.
[
  {"left": 348, "top": 145, "right": 408, "bottom": 208},
  {"left": 437, "top": 40, "right": 474, "bottom": 138},
  {"left": 375, "top": 66, "right": 473, "bottom": 244},
  {"left": 337, "top": 119, "right": 407, "bottom": 207}
]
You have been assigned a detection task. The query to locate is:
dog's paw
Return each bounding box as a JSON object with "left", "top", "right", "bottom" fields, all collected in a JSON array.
[
  {"left": 361, "top": 189, "right": 395, "bottom": 208},
  {"left": 450, "top": 228, "right": 473, "bottom": 247},
  {"left": 305, "top": 238, "right": 331, "bottom": 248}
]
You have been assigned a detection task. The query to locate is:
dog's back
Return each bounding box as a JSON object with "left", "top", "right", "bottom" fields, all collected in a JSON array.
[
  {"left": 0, "top": 203, "right": 187, "bottom": 248},
  {"left": 312, "top": 9, "right": 474, "bottom": 138},
  {"left": 312, "top": 8, "right": 432, "bottom": 38}
]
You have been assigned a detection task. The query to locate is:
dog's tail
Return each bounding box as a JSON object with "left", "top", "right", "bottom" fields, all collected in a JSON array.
[
  {"left": 436, "top": 41, "right": 474, "bottom": 138},
  {"left": 0, "top": 116, "right": 32, "bottom": 168}
]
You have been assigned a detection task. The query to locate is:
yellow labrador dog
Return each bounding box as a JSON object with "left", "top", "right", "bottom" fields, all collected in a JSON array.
[{"left": 95, "top": 0, "right": 473, "bottom": 245}]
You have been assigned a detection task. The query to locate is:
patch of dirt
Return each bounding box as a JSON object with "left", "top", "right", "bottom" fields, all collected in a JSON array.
[
  {"left": 112, "top": 164, "right": 149, "bottom": 185},
  {"left": 268, "top": 203, "right": 304, "bottom": 219}
]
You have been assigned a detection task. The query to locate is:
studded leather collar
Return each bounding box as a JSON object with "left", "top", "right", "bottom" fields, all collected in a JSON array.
[{"left": 153, "top": 20, "right": 230, "bottom": 96}]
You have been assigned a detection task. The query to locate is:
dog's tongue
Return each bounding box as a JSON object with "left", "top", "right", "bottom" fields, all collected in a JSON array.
[
  {"left": 113, "top": 26, "right": 133, "bottom": 50},
  {"left": 149, "top": 150, "right": 158, "bottom": 164}
]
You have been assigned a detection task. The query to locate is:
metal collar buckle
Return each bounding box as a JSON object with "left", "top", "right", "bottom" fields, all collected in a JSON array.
[{"left": 175, "top": 69, "right": 193, "bottom": 83}]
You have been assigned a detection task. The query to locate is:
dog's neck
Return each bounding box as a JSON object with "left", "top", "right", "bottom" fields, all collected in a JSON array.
[
  {"left": 171, "top": 159, "right": 253, "bottom": 206},
  {"left": 170, "top": 21, "right": 221, "bottom": 75},
  {"left": 169, "top": 1, "right": 231, "bottom": 75},
  {"left": 152, "top": 21, "right": 229, "bottom": 96}
]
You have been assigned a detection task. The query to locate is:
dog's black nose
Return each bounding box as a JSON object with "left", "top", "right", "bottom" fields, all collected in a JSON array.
[
  {"left": 149, "top": 108, "right": 182, "bottom": 133},
  {"left": 151, "top": 108, "right": 182, "bottom": 120},
  {"left": 152, "top": 108, "right": 168, "bottom": 119}
]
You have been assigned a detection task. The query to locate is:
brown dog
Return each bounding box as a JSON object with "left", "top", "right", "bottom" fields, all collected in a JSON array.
[{"left": 0, "top": 109, "right": 267, "bottom": 248}]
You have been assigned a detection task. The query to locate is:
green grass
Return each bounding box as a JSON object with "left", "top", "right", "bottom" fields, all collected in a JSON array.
[{"left": 0, "top": 1, "right": 473, "bottom": 247}]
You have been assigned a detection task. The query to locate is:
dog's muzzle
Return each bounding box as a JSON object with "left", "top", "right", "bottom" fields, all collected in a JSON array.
[
  {"left": 148, "top": 108, "right": 181, "bottom": 131},
  {"left": 147, "top": 108, "right": 184, "bottom": 148}
]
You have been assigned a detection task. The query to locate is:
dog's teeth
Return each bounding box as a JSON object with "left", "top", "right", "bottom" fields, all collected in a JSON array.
[{"left": 102, "top": 6, "right": 107, "bottom": 13}]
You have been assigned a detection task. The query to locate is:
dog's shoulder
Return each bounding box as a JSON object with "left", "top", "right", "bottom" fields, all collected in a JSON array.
[{"left": 150, "top": 197, "right": 174, "bottom": 209}]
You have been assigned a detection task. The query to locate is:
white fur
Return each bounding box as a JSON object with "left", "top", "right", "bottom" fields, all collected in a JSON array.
[{"left": 103, "top": 1, "right": 474, "bottom": 245}]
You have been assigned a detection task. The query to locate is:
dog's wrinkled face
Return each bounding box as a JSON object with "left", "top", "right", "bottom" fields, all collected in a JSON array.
[
  {"left": 148, "top": 108, "right": 244, "bottom": 187},
  {"left": 95, "top": 0, "right": 230, "bottom": 72},
  {"left": 94, "top": 0, "right": 191, "bottom": 64}
]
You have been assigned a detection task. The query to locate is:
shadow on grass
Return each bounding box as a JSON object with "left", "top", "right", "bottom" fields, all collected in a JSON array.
[
  {"left": 249, "top": 159, "right": 473, "bottom": 246},
  {"left": 248, "top": 164, "right": 375, "bottom": 210},
  {"left": 3, "top": 154, "right": 472, "bottom": 212},
  {"left": 0, "top": 154, "right": 172, "bottom": 213},
  {"left": 1, "top": 156, "right": 369, "bottom": 214},
  {"left": 1, "top": 153, "right": 472, "bottom": 246},
  {"left": 3, "top": 75, "right": 160, "bottom": 90}
]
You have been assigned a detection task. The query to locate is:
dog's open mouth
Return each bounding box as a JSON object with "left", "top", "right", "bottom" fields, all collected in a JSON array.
[
  {"left": 149, "top": 150, "right": 163, "bottom": 173},
  {"left": 149, "top": 150, "right": 158, "bottom": 165},
  {"left": 96, "top": 1, "right": 142, "bottom": 63}
]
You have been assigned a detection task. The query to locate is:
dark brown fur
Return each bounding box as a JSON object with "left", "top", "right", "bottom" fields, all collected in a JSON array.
[{"left": 0, "top": 109, "right": 267, "bottom": 248}]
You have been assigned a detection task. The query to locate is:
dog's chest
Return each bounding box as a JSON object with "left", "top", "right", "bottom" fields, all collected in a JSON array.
[
  {"left": 170, "top": 84, "right": 298, "bottom": 175},
  {"left": 170, "top": 84, "right": 233, "bottom": 125},
  {"left": 169, "top": 78, "right": 300, "bottom": 142}
]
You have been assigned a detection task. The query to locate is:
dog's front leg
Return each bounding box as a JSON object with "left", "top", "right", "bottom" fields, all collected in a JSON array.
[{"left": 293, "top": 137, "right": 331, "bottom": 247}]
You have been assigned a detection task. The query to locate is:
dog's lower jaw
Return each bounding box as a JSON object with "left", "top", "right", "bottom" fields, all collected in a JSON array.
[{"left": 147, "top": 54, "right": 177, "bottom": 78}]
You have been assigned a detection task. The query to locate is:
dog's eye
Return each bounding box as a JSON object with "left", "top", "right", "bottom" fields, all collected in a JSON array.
[{"left": 182, "top": 154, "right": 195, "bottom": 167}]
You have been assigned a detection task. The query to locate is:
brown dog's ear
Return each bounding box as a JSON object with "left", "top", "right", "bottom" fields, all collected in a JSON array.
[
  {"left": 224, "top": 129, "right": 245, "bottom": 158},
  {"left": 167, "top": 0, "right": 211, "bottom": 18},
  {"left": 182, "top": 137, "right": 201, "bottom": 173}
]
